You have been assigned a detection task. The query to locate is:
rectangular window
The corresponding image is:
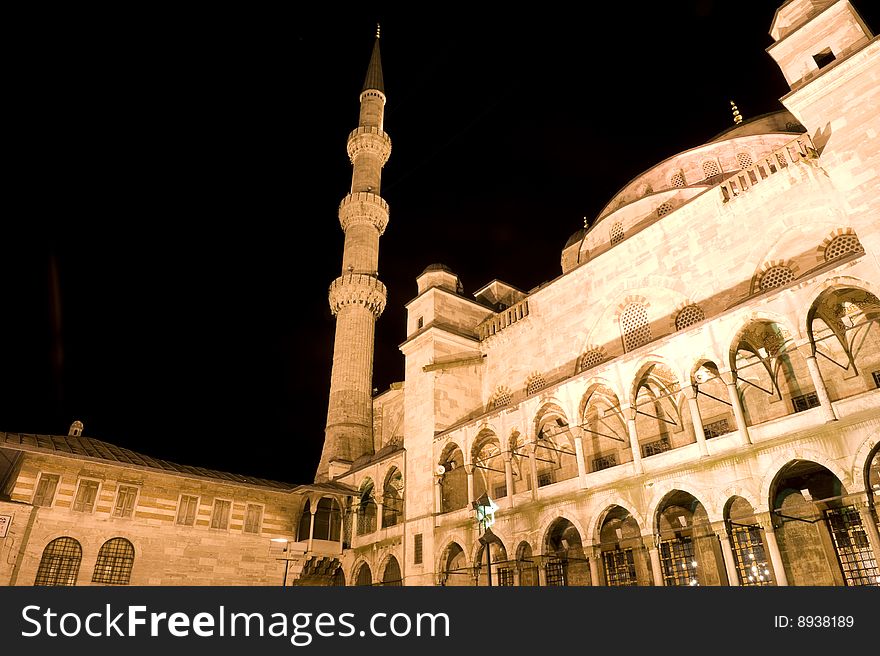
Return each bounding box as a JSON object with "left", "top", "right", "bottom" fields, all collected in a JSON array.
[
  {"left": 641, "top": 436, "right": 671, "bottom": 458},
  {"left": 603, "top": 548, "right": 638, "bottom": 587},
  {"left": 792, "top": 392, "right": 820, "bottom": 413},
  {"left": 244, "top": 503, "right": 263, "bottom": 534},
  {"left": 872, "top": 371, "right": 880, "bottom": 389},
  {"left": 113, "top": 485, "right": 138, "bottom": 518},
  {"left": 73, "top": 480, "right": 99, "bottom": 513},
  {"left": 496, "top": 567, "right": 514, "bottom": 587},
  {"left": 703, "top": 418, "right": 730, "bottom": 439},
  {"left": 493, "top": 484, "right": 507, "bottom": 499},
  {"left": 417, "top": 316, "right": 424, "bottom": 329},
  {"left": 537, "top": 472, "right": 553, "bottom": 488},
  {"left": 176, "top": 495, "right": 199, "bottom": 526},
  {"left": 414, "top": 533, "right": 423, "bottom": 564},
  {"left": 592, "top": 454, "right": 617, "bottom": 472},
  {"left": 211, "top": 499, "right": 231, "bottom": 529},
  {"left": 32, "top": 474, "right": 59, "bottom": 507}
]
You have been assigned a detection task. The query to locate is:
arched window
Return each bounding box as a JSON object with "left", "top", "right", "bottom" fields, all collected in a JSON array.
[
  {"left": 313, "top": 497, "right": 342, "bottom": 542},
  {"left": 702, "top": 160, "right": 721, "bottom": 179},
  {"left": 525, "top": 374, "right": 546, "bottom": 396},
  {"left": 439, "top": 444, "right": 467, "bottom": 513},
  {"left": 382, "top": 556, "right": 402, "bottom": 587},
  {"left": 34, "top": 537, "right": 82, "bottom": 586},
  {"left": 580, "top": 349, "right": 605, "bottom": 372},
  {"left": 759, "top": 265, "right": 793, "bottom": 291},
  {"left": 610, "top": 222, "right": 624, "bottom": 245},
  {"left": 355, "top": 563, "right": 373, "bottom": 587},
  {"left": 620, "top": 303, "right": 651, "bottom": 352},
  {"left": 382, "top": 468, "right": 403, "bottom": 528},
  {"left": 736, "top": 152, "right": 753, "bottom": 169},
  {"left": 670, "top": 171, "right": 686, "bottom": 188},
  {"left": 490, "top": 386, "right": 511, "bottom": 409},
  {"left": 297, "top": 499, "right": 311, "bottom": 542},
  {"left": 657, "top": 201, "right": 674, "bottom": 217},
  {"left": 357, "top": 480, "right": 377, "bottom": 535},
  {"left": 675, "top": 304, "right": 705, "bottom": 331},
  {"left": 92, "top": 538, "right": 135, "bottom": 585},
  {"left": 824, "top": 234, "right": 863, "bottom": 262}
]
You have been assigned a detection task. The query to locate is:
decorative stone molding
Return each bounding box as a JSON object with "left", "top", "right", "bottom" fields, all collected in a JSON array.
[
  {"left": 328, "top": 273, "right": 387, "bottom": 317},
  {"left": 346, "top": 126, "right": 392, "bottom": 165},
  {"left": 338, "top": 192, "right": 390, "bottom": 234}
]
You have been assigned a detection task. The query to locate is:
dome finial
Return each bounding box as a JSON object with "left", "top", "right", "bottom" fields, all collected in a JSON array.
[
  {"left": 730, "top": 100, "right": 743, "bottom": 125},
  {"left": 376, "top": 23, "right": 381, "bottom": 39}
]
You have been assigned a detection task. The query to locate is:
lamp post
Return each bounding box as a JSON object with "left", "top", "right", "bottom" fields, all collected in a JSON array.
[{"left": 473, "top": 492, "right": 499, "bottom": 587}]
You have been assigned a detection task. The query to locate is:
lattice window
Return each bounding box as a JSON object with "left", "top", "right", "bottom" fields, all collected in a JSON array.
[
  {"left": 414, "top": 534, "right": 423, "bottom": 564},
  {"left": 545, "top": 558, "right": 566, "bottom": 586},
  {"left": 736, "top": 152, "right": 753, "bottom": 169},
  {"left": 537, "top": 472, "right": 554, "bottom": 488},
  {"left": 603, "top": 549, "right": 638, "bottom": 586},
  {"left": 703, "top": 418, "right": 730, "bottom": 439},
  {"left": 610, "top": 222, "right": 624, "bottom": 245},
  {"left": 621, "top": 303, "right": 651, "bottom": 352},
  {"left": 592, "top": 453, "right": 617, "bottom": 472},
  {"left": 34, "top": 537, "right": 82, "bottom": 586},
  {"left": 657, "top": 201, "right": 674, "bottom": 217},
  {"left": 491, "top": 386, "right": 512, "bottom": 409},
  {"left": 792, "top": 392, "right": 820, "bottom": 413},
  {"left": 33, "top": 474, "right": 59, "bottom": 507},
  {"left": 113, "top": 485, "right": 138, "bottom": 518},
  {"left": 702, "top": 160, "right": 721, "bottom": 179},
  {"left": 526, "top": 374, "right": 547, "bottom": 396},
  {"left": 825, "top": 506, "right": 880, "bottom": 586},
  {"left": 92, "top": 538, "right": 135, "bottom": 585},
  {"left": 824, "top": 234, "right": 863, "bottom": 262},
  {"left": 675, "top": 304, "right": 705, "bottom": 330},
  {"left": 758, "top": 265, "right": 793, "bottom": 291},
  {"left": 497, "top": 567, "right": 515, "bottom": 587},
  {"left": 580, "top": 349, "right": 605, "bottom": 372},
  {"left": 659, "top": 537, "right": 699, "bottom": 586},
  {"left": 642, "top": 436, "right": 671, "bottom": 458},
  {"left": 244, "top": 504, "right": 263, "bottom": 534},
  {"left": 670, "top": 171, "right": 686, "bottom": 188},
  {"left": 730, "top": 524, "right": 773, "bottom": 586},
  {"left": 73, "top": 480, "right": 99, "bottom": 513},
  {"left": 494, "top": 484, "right": 508, "bottom": 499}
]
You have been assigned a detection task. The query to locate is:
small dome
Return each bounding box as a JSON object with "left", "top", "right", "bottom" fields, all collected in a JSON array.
[
  {"left": 421, "top": 263, "right": 454, "bottom": 275},
  {"left": 564, "top": 228, "right": 585, "bottom": 249}
]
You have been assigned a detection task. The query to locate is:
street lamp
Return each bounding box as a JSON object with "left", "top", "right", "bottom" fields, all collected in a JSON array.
[{"left": 473, "top": 493, "right": 500, "bottom": 586}]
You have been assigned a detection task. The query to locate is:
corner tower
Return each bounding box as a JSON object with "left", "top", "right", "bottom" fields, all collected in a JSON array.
[{"left": 316, "top": 27, "right": 391, "bottom": 482}]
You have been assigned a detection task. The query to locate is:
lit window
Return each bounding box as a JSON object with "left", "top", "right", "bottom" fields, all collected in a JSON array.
[
  {"left": 73, "top": 480, "right": 99, "bottom": 513},
  {"left": 176, "top": 495, "right": 199, "bottom": 526},
  {"left": 33, "top": 474, "right": 59, "bottom": 507},
  {"left": 92, "top": 538, "right": 135, "bottom": 585},
  {"left": 34, "top": 537, "right": 82, "bottom": 586},
  {"left": 244, "top": 503, "right": 263, "bottom": 534},
  {"left": 211, "top": 499, "right": 231, "bottom": 529},
  {"left": 113, "top": 485, "right": 138, "bottom": 518}
]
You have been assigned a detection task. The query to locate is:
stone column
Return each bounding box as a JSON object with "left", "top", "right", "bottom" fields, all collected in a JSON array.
[
  {"left": 434, "top": 476, "right": 443, "bottom": 525},
  {"left": 624, "top": 406, "right": 643, "bottom": 475},
  {"left": 307, "top": 503, "right": 317, "bottom": 552},
  {"left": 649, "top": 542, "right": 664, "bottom": 586},
  {"left": 857, "top": 503, "right": 880, "bottom": 566},
  {"left": 804, "top": 353, "right": 837, "bottom": 422},
  {"left": 589, "top": 547, "right": 602, "bottom": 586},
  {"left": 759, "top": 516, "right": 788, "bottom": 586},
  {"left": 716, "top": 526, "right": 740, "bottom": 586},
  {"left": 376, "top": 500, "right": 384, "bottom": 531},
  {"left": 528, "top": 443, "right": 539, "bottom": 500},
  {"left": 503, "top": 451, "right": 514, "bottom": 509},
  {"left": 573, "top": 428, "right": 588, "bottom": 487},
  {"left": 721, "top": 371, "right": 751, "bottom": 446},
  {"left": 465, "top": 464, "right": 475, "bottom": 507},
  {"left": 683, "top": 385, "right": 709, "bottom": 457}
]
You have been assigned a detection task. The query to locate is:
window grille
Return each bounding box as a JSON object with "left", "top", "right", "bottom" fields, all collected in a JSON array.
[
  {"left": 73, "top": 480, "right": 99, "bottom": 513},
  {"left": 537, "top": 472, "right": 553, "bottom": 488},
  {"left": 603, "top": 549, "right": 637, "bottom": 586},
  {"left": 92, "top": 538, "right": 135, "bottom": 585},
  {"left": 414, "top": 534, "right": 423, "bottom": 564},
  {"left": 545, "top": 558, "right": 566, "bottom": 586},
  {"left": 494, "top": 484, "right": 507, "bottom": 499},
  {"left": 244, "top": 504, "right": 263, "bottom": 534},
  {"left": 729, "top": 523, "right": 773, "bottom": 586},
  {"left": 824, "top": 234, "right": 863, "bottom": 261},
  {"left": 491, "top": 387, "right": 512, "bottom": 409},
  {"left": 702, "top": 160, "right": 721, "bottom": 179},
  {"left": 621, "top": 303, "right": 651, "bottom": 352},
  {"left": 759, "top": 266, "right": 793, "bottom": 291},
  {"left": 176, "top": 495, "right": 199, "bottom": 526},
  {"left": 113, "top": 485, "right": 138, "bottom": 518},
  {"left": 642, "top": 436, "right": 671, "bottom": 458},
  {"left": 580, "top": 350, "right": 604, "bottom": 371},
  {"left": 703, "top": 418, "right": 730, "bottom": 439},
  {"left": 736, "top": 152, "right": 753, "bottom": 169},
  {"left": 592, "top": 454, "right": 617, "bottom": 472},
  {"left": 657, "top": 201, "right": 673, "bottom": 217},
  {"left": 526, "top": 374, "right": 546, "bottom": 395},
  {"left": 34, "top": 537, "right": 82, "bottom": 586},
  {"left": 610, "top": 222, "right": 624, "bottom": 245},
  {"left": 211, "top": 499, "right": 231, "bottom": 529},
  {"left": 659, "top": 537, "right": 698, "bottom": 586},
  {"left": 675, "top": 304, "right": 705, "bottom": 330},
  {"left": 497, "top": 567, "right": 515, "bottom": 587},
  {"left": 792, "top": 392, "right": 820, "bottom": 413},
  {"left": 33, "top": 474, "right": 59, "bottom": 507},
  {"left": 825, "top": 506, "right": 879, "bottom": 586},
  {"left": 670, "top": 171, "right": 686, "bottom": 188}
]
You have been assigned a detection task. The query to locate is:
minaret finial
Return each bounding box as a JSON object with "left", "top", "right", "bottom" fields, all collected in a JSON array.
[
  {"left": 730, "top": 100, "right": 743, "bottom": 125},
  {"left": 376, "top": 23, "right": 381, "bottom": 39}
]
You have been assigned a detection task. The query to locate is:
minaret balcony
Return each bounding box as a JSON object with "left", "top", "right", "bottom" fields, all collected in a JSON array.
[
  {"left": 338, "top": 191, "right": 390, "bottom": 234},
  {"left": 328, "top": 273, "right": 387, "bottom": 318},
  {"left": 346, "top": 126, "right": 392, "bottom": 165}
]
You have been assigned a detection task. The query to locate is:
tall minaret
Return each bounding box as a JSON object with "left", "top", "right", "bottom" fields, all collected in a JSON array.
[{"left": 316, "top": 26, "right": 391, "bottom": 482}]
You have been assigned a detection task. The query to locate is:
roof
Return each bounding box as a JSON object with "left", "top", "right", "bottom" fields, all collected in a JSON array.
[
  {"left": 0, "top": 431, "right": 296, "bottom": 491},
  {"left": 421, "top": 262, "right": 454, "bottom": 275},
  {"left": 290, "top": 481, "right": 359, "bottom": 496},
  {"left": 362, "top": 36, "right": 384, "bottom": 93}
]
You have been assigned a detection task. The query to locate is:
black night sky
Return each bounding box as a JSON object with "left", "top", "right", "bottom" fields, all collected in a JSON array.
[{"left": 4, "top": 3, "right": 878, "bottom": 484}]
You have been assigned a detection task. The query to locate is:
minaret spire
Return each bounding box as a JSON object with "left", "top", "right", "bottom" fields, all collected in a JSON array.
[{"left": 316, "top": 31, "right": 392, "bottom": 482}]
